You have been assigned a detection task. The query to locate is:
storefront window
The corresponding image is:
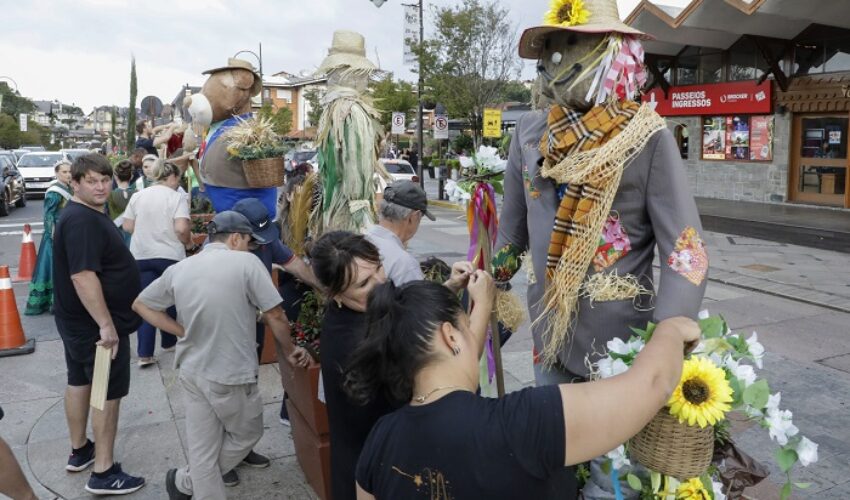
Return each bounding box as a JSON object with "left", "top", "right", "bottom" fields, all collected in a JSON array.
[
  {"left": 793, "top": 43, "right": 826, "bottom": 75},
  {"left": 825, "top": 38, "right": 850, "bottom": 73},
  {"left": 729, "top": 39, "right": 764, "bottom": 81},
  {"left": 702, "top": 115, "right": 774, "bottom": 162},
  {"left": 700, "top": 53, "right": 723, "bottom": 83},
  {"left": 798, "top": 117, "right": 847, "bottom": 196},
  {"left": 677, "top": 56, "right": 699, "bottom": 85}
]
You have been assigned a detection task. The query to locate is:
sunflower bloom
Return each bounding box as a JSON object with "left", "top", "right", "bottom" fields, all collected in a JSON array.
[
  {"left": 544, "top": 0, "right": 591, "bottom": 27},
  {"left": 676, "top": 478, "right": 711, "bottom": 499},
  {"left": 668, "top": 357, "right": 733, "bottom": 428}
]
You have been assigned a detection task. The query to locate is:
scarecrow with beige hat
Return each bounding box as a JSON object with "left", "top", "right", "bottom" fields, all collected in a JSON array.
[
  {"left": 492, "top": 1, "right": 709, "bottom": 496},
  {"left": 313, "top": 30, "right": 386, "bottom": 234}
]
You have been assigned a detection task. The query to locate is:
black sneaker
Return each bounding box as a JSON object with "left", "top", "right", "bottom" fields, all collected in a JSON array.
[
  {"left": 84, "top": 463, "right": 145, "bottom": 495},
  {"left": 222, "top": 469, "right": 239, "bottom": 487},
  {"left": 166, "top": 468, "right": 191, "bottom": 500},
  {"left": 240, "top": 450, "right": 270, "bottom": 468},
  {"left": 66, "top": 439, "right": 95, "bottom": 472}
]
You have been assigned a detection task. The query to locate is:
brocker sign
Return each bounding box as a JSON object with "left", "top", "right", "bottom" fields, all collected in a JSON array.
[{"left": 641, "top": 80, "right": 772, "bottom": 116}]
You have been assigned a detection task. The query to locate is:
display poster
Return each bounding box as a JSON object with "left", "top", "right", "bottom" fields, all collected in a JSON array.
[
  {"left": 749, "top": 116, "right": 774, "bottom": 161},
  {"left": 730, "top": 115, "right": 750, "bottom": 160},
  {"left": 829, "top": 130, "right": 842, "bottom": 145},
  {"left": 702, "top": 117, "right": 726, "bottom": 160},
  {"left": 483, "top": 108, "right": 502, "bottom": 138}
]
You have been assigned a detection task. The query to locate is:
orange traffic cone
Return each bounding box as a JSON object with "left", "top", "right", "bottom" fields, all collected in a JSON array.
[
  {"left": 0, "top": 265, "right": 35, "bottom": 357},
  {"left": 14, "top": 224, "right": 37, "bottom": 283}
]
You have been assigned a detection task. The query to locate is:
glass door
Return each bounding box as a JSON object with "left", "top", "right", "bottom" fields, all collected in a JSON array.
[{"left": 790, "top": 115, "right": 849, "bottom": 207}]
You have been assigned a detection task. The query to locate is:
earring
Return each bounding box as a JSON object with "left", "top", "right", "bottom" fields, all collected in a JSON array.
[
  {"left": 335, "top": 298, "right": 342, "bottom": 308},
  {"left": 452, "top": 345, "right": 461, "bottom": 356}
]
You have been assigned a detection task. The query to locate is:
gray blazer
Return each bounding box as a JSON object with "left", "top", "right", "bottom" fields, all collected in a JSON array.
[{"left": 495, "top": 109, "right": 707, "bottom": 377}]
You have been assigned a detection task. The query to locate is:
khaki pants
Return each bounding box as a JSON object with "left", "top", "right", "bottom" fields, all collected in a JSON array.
[{"left": 175, "top": 371, "right": 264, "bottom": 500}]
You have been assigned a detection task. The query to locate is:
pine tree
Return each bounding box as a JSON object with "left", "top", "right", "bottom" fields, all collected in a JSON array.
[
  {"left": 110, "top": 105, "right": 118, "bottom": 152},
  {"left": 127, "top": 56, "right": 137, "bottom": 150}
]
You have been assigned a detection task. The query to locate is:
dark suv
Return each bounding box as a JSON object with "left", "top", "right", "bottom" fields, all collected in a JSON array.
[{"left": 0, "top": 154, "right": 26, "bottom": 216}]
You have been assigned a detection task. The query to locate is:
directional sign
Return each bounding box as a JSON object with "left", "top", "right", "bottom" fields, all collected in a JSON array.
[
  {"left": 483, "top": 108, "right": 502, "bottom": 138},
  {"left": 433, "top": 114, "right": 449, "bottom": 140},
  {"left": 19, "top": 114, "right": 27, "bottom": 132},
  {"left": 391, "top": 112, "right": 406, "bottom": 134}
]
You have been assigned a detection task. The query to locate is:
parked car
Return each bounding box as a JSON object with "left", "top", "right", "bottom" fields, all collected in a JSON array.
[
  {"left": 379, "top": 159, "right": 419, "bottom": 183},
  {"left": 288, "top": 149, "right": 318, "bottom": 172},
  {"left": 21, "top": 145, "right": 46, "bottom": 152},
  {"left": 60, "top": 148, "right": 91, "bottom": 163},
  {"left": 0, "top": 150, "right": 18, "bottom": 166},
  {"left": 17, "top": 152, "right": 68, "bottom": 197},
  {"left": 12, "top": 149, "right": 29, "bottom": 162},
  {"left": 0, "top": 154, "right": 26, "bottom": 216}
]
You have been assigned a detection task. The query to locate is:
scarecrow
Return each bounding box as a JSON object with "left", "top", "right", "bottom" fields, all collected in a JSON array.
[
  {"left": 313, "top": 30, "right": 385, "bottom": 234},
  {"left": 493, "top": 1, "right": 708, "bottom": 494},
  {"left": 183, "top": 58, "right": 278, "bottom": 216}
]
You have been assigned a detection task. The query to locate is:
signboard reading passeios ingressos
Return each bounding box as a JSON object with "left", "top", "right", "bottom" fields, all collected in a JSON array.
[{"left": 642, "top": 80, "right": 772, "bottom": 116}]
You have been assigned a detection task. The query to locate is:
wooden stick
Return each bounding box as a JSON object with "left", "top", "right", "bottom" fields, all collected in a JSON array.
[{"left": 90, "top": 345, "right": 112, "bottom": 411}]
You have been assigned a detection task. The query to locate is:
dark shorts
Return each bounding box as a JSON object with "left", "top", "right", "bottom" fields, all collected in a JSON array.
[{"left": 61, "top": 333, "right": 131, "bottom": 401}]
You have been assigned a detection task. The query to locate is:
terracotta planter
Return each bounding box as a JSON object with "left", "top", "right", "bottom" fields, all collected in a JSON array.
[
  {"left": 276, "top": 346, "right": 329, "bottom": 436},
  {"left": 287, "top": 400, "right": 331, "bottom": 500}
]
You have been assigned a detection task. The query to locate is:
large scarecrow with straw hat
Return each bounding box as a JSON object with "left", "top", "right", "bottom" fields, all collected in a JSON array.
[
  {"left": 313, "top": 30, "right": 385, "bottom": 234},
  {"left": 494, "top": 0, "right": 708, "bottom": 400}
]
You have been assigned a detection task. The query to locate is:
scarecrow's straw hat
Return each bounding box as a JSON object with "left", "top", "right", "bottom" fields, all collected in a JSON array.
[
  {"left": 519, "top": 0, "right": 651, "bottom": 60},
  {"left": 315, "top": 30, "right": 377, "bottom": 76}
]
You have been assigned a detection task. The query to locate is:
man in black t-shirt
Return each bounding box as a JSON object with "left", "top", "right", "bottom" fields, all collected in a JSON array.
[
  {"left": 53, "top": 153, "right": 145, "bottom": 496},
  {"left": 134, "top": 120, "right": 174, "bottom": 155}
]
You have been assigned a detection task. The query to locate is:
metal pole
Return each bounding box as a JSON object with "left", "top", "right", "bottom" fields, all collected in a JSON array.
[
  {"left": 416, "top": 0, "right": 424, "bottom": 188},
  {"left": 259, "top": 42, "right": 264, "bottom": 104}
]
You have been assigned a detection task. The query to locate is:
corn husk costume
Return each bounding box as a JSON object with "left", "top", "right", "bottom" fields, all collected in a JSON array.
[{"left": 313, "top": 31, "right": 385, "bottom": 234}]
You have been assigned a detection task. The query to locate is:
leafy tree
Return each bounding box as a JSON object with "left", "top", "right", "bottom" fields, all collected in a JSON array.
[
  {"left": 415, "top": 0, "right": 520, "bottom": 146},
  {"left": 452, "top": 133, "right": 474, "bottom": 154},
  {"left": 258, "top": 103, "right": 293, "bottom": 136},
  {"left": 501, "top": 81, "right": 532, "bottom": 104},
  {"left": 304, "top": 88, "right": 325, "bottom": 128},
  {"left": 370, "top": 74, "right": 417, "bottom": 130},
  {"left": 0, "top": 87, "right": 49, "bottom": 149},
  {"left": 0, "top": 83, "right": 36, "bottom": 119},
  {"left": 127, "top": 56, "right": 137, "bottom": 150}
]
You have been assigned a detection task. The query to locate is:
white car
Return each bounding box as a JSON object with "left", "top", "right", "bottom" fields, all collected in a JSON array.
[
  {"left": 60, "top": 148, "right": 92, "bottom": 163},
  {"left": 379, "top": 159, "right": 418, "bottom": 183},
  {"left": 17, "top": 152, "right": 69, "bottom": 197}
]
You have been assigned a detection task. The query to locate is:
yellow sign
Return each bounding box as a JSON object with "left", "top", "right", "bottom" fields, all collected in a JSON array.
[{"left": 483, "top": 108, "right": 502, "bottom": 138}]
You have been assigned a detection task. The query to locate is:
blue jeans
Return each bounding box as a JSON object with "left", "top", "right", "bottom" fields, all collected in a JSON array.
[{"left": 136, "top": 258, "right": 179, "bottom": 357}]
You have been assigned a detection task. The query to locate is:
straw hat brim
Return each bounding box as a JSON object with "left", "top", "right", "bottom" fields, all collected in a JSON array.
[
  {"left": 519, "top": 24, "right": 653, "bottom": 60},
  {"left": 202, "top": 66, "right": 263, "bottom": 97},
  {"left": 314, "top": 53, "right": 377, "bottom": 76}
]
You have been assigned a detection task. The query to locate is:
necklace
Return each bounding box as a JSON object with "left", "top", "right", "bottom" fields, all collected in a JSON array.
[{"left": 412, "top": 385, "right": 465, "bottom": 404}]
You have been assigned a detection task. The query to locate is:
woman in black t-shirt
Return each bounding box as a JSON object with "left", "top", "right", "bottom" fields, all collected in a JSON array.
[{"left": 344, "top": 277, "right": 700, "bottom": 500}]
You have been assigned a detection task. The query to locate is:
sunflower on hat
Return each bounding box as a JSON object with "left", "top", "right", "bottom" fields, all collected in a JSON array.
[{"left": 544, "top": 0, "right": 591, "bottom": 27}]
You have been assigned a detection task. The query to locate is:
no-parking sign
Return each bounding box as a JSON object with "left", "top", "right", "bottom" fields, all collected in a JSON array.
[
  {"left": 391, "top": 112, "right": 406, "bottom": 134},
  {"left": 433, "top": 114, "right": 449, "bottom": 140}
]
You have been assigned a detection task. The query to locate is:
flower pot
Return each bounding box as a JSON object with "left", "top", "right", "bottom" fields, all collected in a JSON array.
[
  {"left": 287, "top": 400, "right": 331, "bottom": 500},
  {"left": 629, "top": 409, "right": 714, "bottom": 480},
  {"left": 276, "top": 347, "right": 329, "bottom": 436},
  {"left": 243, "top": 157, "right": 285, "bottom": 188}
]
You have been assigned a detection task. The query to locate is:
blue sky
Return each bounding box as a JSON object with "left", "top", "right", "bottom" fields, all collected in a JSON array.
[{"left": 0, "top": 0, "right": 646, "bottom": 112}]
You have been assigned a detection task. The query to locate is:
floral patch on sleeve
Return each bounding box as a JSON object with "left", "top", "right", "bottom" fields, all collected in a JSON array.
[
  {"left": 523, "top": 165, "right": 541, "bottom": 199},
  {"left": 592, "top": 215, "right": 632, "bottom": 272},
  {"left": 667, "top": 226, "right": 709, "bottom": 286},
  {"left": 492, "top": 243, "right": 524, "bottom": 283}
]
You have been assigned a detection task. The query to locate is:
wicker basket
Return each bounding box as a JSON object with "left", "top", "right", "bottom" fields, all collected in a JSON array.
[
  {"left": 629, "top": 409, "right": 714, "bottom": 480},
  {"left": 243, "top": 157, "right": 285, "bottom": 188}
]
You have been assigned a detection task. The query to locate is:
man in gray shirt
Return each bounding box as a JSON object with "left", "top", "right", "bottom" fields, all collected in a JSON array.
[
  {"left": 133, "top": 211, "right": 295, "bottom": 500},
  {"left": 367, "top": 181, "right": 472, "bottom": 290}
]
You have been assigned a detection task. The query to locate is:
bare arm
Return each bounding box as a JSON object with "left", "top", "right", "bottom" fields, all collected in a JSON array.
[
  {"left": 174, "top": 217, "right": 191, "bottom": 246},
  {"left": 262, "top": 306, "right": 294, "bottom": 358},
  {"left": 561, "top": 317, "right": 699, "bottom": 466},
  {"left": 280, "top": 258, "right": 321, "bottom": 290},
  {"left": 122, "top": 218, "right": 135, "bottom": 234},
  {"left": 132, "top": 299, "right": 185, "bottom": 337},
  {"left": 191, "top": 160, "right": 205, "bottom": 191},
  {"left": 152, "top": 124, "right": 175, "bottom": 147},
  {"left": 71, "top": 271, "right": 119, "bottom": 359},
  {"left": 466, "top": 270, "right": 496, "bottom": 358}
]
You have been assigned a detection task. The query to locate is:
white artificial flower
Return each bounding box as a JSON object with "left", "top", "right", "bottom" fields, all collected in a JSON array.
[
  {"left": 605, "top": 445, "right": 631, "bottom": 470},
  {"left": 766, "top": 407, "right": 799, "bottom": 446},
  {"left": 628, "top": 338, "right": 645, "bottom": 353},
  {"left": 597, "top": 357, "right": 629, "bottom": 379},
  {"left": 766, "top": 392, "right": 782, "bottom": 413},
  {"left": 444, "top": 180, "right": 471, "bottom": 204},
  {"left": 734, "top": 364, "right": 757, "bottom": 388},
  {"left": 458, "top": 156, "right": 475, "bottom": 169},
  {"left": 746, "top": 332, "right": 765, "bottom": 369},
  {"left": 723, "top": 355, "right": 739, "bottom": 371},
  {"left": 607, "top": 338, "right": 631, "bottom": 355},
  {"left": 796, "top": 437, "right": 819, "bottom": 466},
  {"left": 698, "top": 309, "right": 710, "bottom": 320},
  {"left": 712, "top": 479, "right": 727, "bottom": 500}
]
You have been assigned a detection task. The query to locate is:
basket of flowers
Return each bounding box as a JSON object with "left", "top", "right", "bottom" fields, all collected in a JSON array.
[
  {"left": 223, "top": 115, "right": 287, "bottom": 188},
  {"left": 591, "top": 313, "right": 819, "bottom": 499}
]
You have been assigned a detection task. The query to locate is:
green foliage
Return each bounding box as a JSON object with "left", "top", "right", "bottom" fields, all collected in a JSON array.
[
  {"left": 229, "top": 144, "right": 287, "bottom": 161},
  {"left": 127, "top": 57, "right": 137, "bottom": 150},
  {"left": 0, "top": 83, "right": 36, "bottom": 117},
  {"left": 257, "top": 103, "right": 293, "bottom": 137},
  {"left": 626, "top": 473, "right": 643, "bottom": 491},
  {"left": 452, "top": 133, "right": 474, "bottom": 153},
  {"left": 776, "top": 447, "right": 798, "bottom": 473},
  {"left": 413, "top": 0, "right": 520, "bottom": 145},
  {"left": 110, "top": 105, "right": 118, "bottom": 151},
  {"left": 501, "top": 80, "right": 532, "bottom": 104},
  {"left": 0, "top": 113, "right": 49, "bottom": 149},
  {"left": 291, "top": 290, "right": 323, "bottom": 360},
  {"left": 370, "top": 73, "right": 417, "bottom": 130},
  {"left": 304, "top": 88, "right": 325, "bottom": 128},
  {"left": 742, "top": 379, "right": 770, "bottom": 409}
]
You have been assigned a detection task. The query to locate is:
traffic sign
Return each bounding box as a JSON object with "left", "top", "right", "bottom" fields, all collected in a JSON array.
[
  {"left": 391, "top": 112, "right": 406, "bottom": 134},
  {"left": 483, "top": 108, "right": 501, "bottom": 138},
  {"left": 433, "top": 114, "right": 449, "bottom": 140}
]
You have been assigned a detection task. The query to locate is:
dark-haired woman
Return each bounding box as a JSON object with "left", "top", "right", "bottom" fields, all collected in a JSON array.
[
  {"left": 295, "top": 231, "right": 400, "bottom": 500},
  {"left": 346, "top": 278, "right": 700, "bottom": 500}
]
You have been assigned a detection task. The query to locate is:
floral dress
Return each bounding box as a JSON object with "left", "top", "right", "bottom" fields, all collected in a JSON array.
[{"left": 24, "top": 182, "right": 72, "bottom": 315}]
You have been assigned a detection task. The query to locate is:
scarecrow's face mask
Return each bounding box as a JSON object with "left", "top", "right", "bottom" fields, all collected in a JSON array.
[
  {"left": 327, "top": 68, "right": 369, "bottom": 94},
  {"left": 536, "top": 32, "right": 606, "bottom": 111}
]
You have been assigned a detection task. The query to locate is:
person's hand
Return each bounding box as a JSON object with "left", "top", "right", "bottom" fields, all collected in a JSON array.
[
  {"left": 445, "top": 261, "right": 474, "bottom": 291},
  {"left": 97, "top": 324, "right": 120, "bottom": 360},
  {"left": 656, "top": 316, "right": 701, "bottom": 354},
  {"left": 288, "top": 347, "right": 314, "bottom": 369},
  {"left": 467, "top": 270, "right": 495, "bottom": 309}
]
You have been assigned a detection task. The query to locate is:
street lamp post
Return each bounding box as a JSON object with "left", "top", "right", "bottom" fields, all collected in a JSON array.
[
  {"left": 234, "top": 44, "right": 264, "bottom": 104},
  {"left": 370, "top": 0, "right": 425, "bottom": 188}
]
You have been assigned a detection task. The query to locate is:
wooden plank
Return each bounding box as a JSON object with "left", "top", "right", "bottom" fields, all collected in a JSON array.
[{"left": 90, "top": 345, "right": 112, "bottom": 411}]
